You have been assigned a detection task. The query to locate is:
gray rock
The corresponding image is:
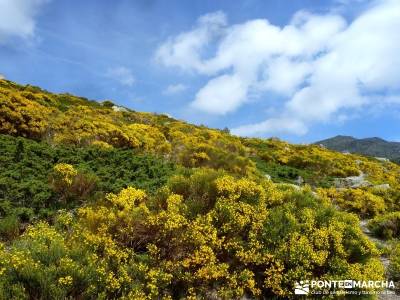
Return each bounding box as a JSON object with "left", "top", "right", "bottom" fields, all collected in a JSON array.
[
  {"left": 334, "top": 172, "right": 372, "bottom": 188},
  {"left": 295, "top": 176, "right": 304, "bottom": 185}
]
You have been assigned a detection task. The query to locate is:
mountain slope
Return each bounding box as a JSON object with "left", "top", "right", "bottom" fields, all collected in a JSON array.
[
  {"left": 1, "top": 79, "right": 400, "bottom": 298},
  {"left": 316, "top": 135, "right": 400, "bottom": 163}
]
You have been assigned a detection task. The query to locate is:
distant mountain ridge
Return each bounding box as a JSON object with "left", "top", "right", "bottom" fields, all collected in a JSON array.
[{"left": 316, "top": 135, "right": 400, "bottom": 163}]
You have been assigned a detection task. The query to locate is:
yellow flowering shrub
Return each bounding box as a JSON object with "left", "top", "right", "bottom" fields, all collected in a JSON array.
[
  {"left": 317, "top": 187, "right": 386, "bottom": 217},
  {"left": 50, "top": 163, "right": 98, "bottom": 203},
  {"left": 123, "top": 123, "right": 171, "bottom": 154},
  {"left": 52, "top": 105, "right": 131, "bottom": 147},
  {"left": 0, "top": 169, "right": 385, "bottom": 298},
  {"left": 90, "top": 140, "right": 114, "bottom": 149},
  {"left": 0, "top": 86, "right": 56, "bottom": 139},
  {"left": 52, "top": 163, "right": 77, "bottom": 186},
  {"left": 168, "top": 122, "right": 256, "bottom": 175}
]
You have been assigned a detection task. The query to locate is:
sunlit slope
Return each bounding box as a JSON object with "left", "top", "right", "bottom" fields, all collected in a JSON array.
[
  {"left": 1, "top": 78, "right": 400, "bottom": 298},
  {"left": 1, "top": 78, "right": 399, "bottom": 185}
]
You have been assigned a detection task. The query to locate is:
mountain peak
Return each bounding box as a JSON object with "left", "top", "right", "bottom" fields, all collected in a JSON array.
[{"left": 316, "top": 136, "right": 400, "bottom": 162}]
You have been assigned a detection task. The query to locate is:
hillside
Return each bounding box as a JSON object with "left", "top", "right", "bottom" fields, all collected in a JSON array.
[
  {"left": 1, "top": 79, "right": 400, "bottom": 298},
  {"left": 317, "top": 135, "right": 400, "bottom": 163}
]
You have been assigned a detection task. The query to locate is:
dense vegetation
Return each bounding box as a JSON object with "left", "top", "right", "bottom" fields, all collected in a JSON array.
[
  {"left": 0, "top": 134, "right": 176, "bottom": 240},
  {"left": 0, "top": 78, "right": 400, "bottom": 298}
]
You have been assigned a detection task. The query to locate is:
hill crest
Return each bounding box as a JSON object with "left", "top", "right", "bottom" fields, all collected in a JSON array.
[{"left": 316, "top": 135, "right": 400, "bottom": 163}]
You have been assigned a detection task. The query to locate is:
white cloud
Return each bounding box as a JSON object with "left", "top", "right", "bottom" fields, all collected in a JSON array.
[
  {"left": 0, "top": 0, "right": 50, "bottom": 43},
  {"left": 155, "top": 11, "right": 227, "bottom": 73},
  {"left": 106, "top": 66, "right": 135, "bottom": 87},
  {"left": 257, "top": 57, "right": 312, "bottom": 96},
  {"left": 192, "top": 74, "right": 249, "bottom": 114},
  {"left": 156, "top": 0, "right": 400, "bottom": 136},
  {"left": 233, "top": 117, "right": 307, "bottom": 136},
  {"left": 163, "top": 83, "right": 187, "bottom": 95}
]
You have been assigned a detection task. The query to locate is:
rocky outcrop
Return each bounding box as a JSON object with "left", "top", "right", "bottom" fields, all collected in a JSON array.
[
  {"left": 334, "top": 172, "right": 392, "bottom": 191},
  {"left": 334, "top": 172, "right": 372, "bottom": 188}
]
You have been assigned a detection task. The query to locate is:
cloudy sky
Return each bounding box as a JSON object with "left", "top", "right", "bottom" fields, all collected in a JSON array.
[{"left": 0, "top": 0, "right": 399, "bottom": 143}]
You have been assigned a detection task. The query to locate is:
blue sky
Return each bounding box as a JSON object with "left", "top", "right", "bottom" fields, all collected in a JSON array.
[{"left": 0, "top": 0, "right": 399, "bottom": 143}]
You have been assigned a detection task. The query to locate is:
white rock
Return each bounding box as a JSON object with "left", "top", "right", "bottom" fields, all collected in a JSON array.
[
  {"left": 375, "top": 157, "right": 390, "bottom": 162},
  {"left": 373, "top": 183, "right": 390, "bottom": 190},
  {"left": 112, "top": 105, "right": 128, "bottom": 112}
]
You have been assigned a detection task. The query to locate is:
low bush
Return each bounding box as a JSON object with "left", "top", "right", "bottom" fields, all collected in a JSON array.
[{"left": 368, "top": 212, "right": 400, "bottom": 240}]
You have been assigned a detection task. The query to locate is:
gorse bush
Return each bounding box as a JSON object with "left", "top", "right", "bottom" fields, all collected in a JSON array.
[
  {"left": 368, "top": 212, "right": 400, "bottom": 240},
  {"left": 244, "top": 138, "right": 361, "bottom": 177},
  {"left": 0, "top": 170, "right": 385, "bottom": 299},
  {"left": 317, "top": 187, "right": 386, "bottom": 218},
  {"left": 50, "top": 163, "right": 98, "bottom": 204}
]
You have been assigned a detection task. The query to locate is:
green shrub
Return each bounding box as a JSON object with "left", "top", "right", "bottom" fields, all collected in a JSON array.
[
  {"left": 0, "top": 214, "right": 20, "bottom": 240},
  {"left": 0, "top": 134, "right": 177, "bottom": 239},
  {"left": 368, "top": 212, "right": 400, "bottom": 240}
]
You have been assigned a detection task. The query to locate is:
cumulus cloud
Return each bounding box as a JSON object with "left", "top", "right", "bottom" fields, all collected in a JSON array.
[
  {"left": 163, "top": 83, "right": 187, "bottom": 95},
  {"left": 106, "top": 66, "right": 135, "bottom": 87},
  {"left": 155, "top": 11, "right": 227, "bottom": 73},
  {"left": 0, "top": 0, "right": 50, "bottom": 43},
  {"left": 192, "top": 74, "right": 249, "bottom": 114},
  {"left": 156, "top": 0, "right": 400, "bottom": 136}
]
